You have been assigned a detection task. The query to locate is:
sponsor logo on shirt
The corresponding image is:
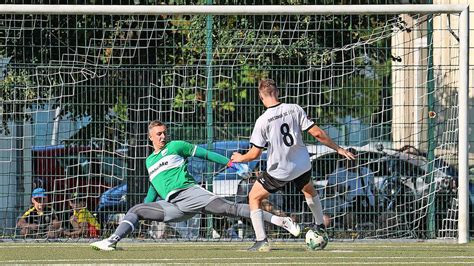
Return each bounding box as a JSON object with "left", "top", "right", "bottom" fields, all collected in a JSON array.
[
  {"left": 267, "top": 110, "right": 295, "bottom": 123},
  {"left": 148, "top": 155, "right": 185, "bottom": 181}
]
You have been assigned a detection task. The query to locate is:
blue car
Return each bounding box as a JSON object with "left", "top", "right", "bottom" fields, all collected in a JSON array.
[{"left": 188, "top": 140, "right": 264, "bottom": 197}]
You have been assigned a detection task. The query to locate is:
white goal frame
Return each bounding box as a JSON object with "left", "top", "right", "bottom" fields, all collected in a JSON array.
[{"left": 0, "top": 4, "right": 469, "bottom": 244}]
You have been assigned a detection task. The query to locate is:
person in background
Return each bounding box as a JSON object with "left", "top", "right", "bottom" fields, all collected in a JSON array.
[
  {"left": 64, "top": 192, "right": 101, "bottom": 238},
  {"left": 17, "top": 188, "right": 62, "bottom": 238}
]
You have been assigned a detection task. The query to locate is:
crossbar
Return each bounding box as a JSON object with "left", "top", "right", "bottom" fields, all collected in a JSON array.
[{"left": 0, "top": 4, "right": 468, "bottom": 15}]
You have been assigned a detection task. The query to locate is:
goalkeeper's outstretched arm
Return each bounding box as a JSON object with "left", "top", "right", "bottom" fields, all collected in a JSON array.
[
  {"left": 192, "top": 144, "right": 251, "bottom": 179},
  {"left": 193, "top": 145, "right": 231, "bottom": 166}
]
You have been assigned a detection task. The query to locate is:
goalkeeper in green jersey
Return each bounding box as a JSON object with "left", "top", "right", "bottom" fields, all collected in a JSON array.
[{"left": 91, "top": 120, "right": 301, "bottom": 251}]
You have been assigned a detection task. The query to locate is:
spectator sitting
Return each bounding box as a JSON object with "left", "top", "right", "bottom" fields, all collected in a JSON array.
[
  {"left": 17, "top": 188, "right": 62, "bottom": 238},
  {"left": 64, "top": 192, "right": 101, "bottom": 238}
]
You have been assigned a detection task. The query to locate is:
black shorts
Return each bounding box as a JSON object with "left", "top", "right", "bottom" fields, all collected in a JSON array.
[{"left": 257, "top": 171, "right": 311, "bottom": 193}]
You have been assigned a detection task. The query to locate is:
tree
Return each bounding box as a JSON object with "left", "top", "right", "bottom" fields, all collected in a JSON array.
[{"left": 1, "top": 0, "right": 401, "bottom": 206}]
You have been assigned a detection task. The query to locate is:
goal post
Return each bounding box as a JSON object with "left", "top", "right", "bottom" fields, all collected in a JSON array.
[{"left": 0, "top": 4, "right": 469, "bottom": 243}]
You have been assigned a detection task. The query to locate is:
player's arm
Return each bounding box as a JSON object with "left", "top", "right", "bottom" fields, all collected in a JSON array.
[
  {"left": 51, "top": 212, "right": 61, "bottom": 230},
  {"left": 17, "top": 210, "right": 38, "bottom": 230},
  {"left": 16, "top": 216, "right": 27, "bottom": 228},
  {"left": 231, "top": 146, "right": 263, "bottom": 163},
  {"left": 175, "top": 141, "right": 251, "bottom": 178},
  {"left": 65, "top": 225, "right": 87, "bottom": 237},
  {"left": 16, "top": 217, "right": 33, "bottom": 232},
  {"left": 307, "top": 125, "right": 355, "bottom": 160},
  {"left": 144, "top": 184, "right": 158, "bottom": 203},
  {"left": 64, "top": 216, "right": 87, "bottom": 237},
  {"left": 193, "top": 145, "right": 231, "bottom": 165},
  {"left": 194, "top": 145, "right": 251, "bottom": 178},
  {"left": 232, "top": 117, "right": 265, "bottom": 163},
  {"left": 172, "top": 140, "right": 230, "bottom": 165}
]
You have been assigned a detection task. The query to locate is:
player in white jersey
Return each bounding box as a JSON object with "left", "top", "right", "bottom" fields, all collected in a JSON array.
[{"left": 232, "top": 79, "right": 355, "bottom": 252}]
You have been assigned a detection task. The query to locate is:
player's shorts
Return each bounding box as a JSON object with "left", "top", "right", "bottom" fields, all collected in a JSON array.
[
  {"left": 157, "top": 185, "right": 220, "bottom": 222},
  {"left": 257, "top": 170, "right": 311, "bottom": 193}
]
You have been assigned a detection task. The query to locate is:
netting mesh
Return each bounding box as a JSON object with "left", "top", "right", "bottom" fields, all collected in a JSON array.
[{"left": 0, "top": 8, "right": 464, "bottom": 241}]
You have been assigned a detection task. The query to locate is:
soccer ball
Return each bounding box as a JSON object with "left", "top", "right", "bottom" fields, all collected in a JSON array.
[{"left": 305, "top": 229, "right": 328, "bottom": 250}]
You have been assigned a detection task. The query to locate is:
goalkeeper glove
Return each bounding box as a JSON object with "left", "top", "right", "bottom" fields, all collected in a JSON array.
[{"left": 227, "top": 161, "right": 251, "bottom": 179}]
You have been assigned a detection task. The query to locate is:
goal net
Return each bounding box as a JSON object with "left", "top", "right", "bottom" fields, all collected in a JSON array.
[{"left": 0, "top": 4, "right": 469, "bottom": 242}]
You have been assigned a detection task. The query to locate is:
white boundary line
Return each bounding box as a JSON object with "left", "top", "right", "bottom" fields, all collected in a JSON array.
[
  {"left": 0, "top": 242, "right": 469, "bottom": 248},
  {"left": 2, "top": 257, "right": 474, "bottom": 264}
]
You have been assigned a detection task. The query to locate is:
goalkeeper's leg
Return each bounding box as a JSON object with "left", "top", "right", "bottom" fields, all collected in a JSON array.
[
  {"left": 91, "top": 202, "right": 171, "bottom": 251},
  {"left": 204, "top": 197, "right": 301, "bottom": 237}
]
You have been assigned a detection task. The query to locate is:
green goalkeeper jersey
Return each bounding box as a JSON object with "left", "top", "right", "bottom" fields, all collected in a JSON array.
[{"left": 144, "top": 140, "right": 230, "bottom": 202}]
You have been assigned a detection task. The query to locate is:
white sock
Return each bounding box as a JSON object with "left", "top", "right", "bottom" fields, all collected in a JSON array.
[
  {"left": 270, "top": 215, "right": 284, "bottom": 227},
  {"left": 250, "top": 209, "right": 267, "bottom": 241},
  {"left": 306, "top": 194, "right": 324, "bottom": 225}
]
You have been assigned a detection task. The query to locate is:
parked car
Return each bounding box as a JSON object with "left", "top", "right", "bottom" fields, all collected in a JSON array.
[
  {"left": 308, "top": 143, "right": 472, "bottom": 236},
  {"left": 308, "top": 143, "right": 459, "bottom": 198},
  {"left": 187, "top": 140, "right": 258, "bottom": 196}
]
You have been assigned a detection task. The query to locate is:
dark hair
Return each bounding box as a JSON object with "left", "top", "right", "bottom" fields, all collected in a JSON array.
[{"left": 33, "top": 177, "right": 44, "bottom": 189}]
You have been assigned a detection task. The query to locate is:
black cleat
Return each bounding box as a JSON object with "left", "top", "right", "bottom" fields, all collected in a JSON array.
[{"left": 311, "top": 224, "right": 329, "bottom": 250}]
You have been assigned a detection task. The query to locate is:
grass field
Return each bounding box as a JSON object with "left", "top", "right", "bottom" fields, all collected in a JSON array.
[{"left": 1, "top": 241, "right": 473, "bottom": 264}]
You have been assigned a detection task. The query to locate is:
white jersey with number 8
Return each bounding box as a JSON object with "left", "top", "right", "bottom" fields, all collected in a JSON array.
[{"left": 250, "top": 103, "right": 314, "bottom": 181}]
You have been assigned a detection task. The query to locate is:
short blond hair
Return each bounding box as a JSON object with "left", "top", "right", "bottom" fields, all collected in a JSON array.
[
  {"left": 148, "top": 120, "right": 166, "bottom": 133},
  {"left": 258, "top": 79, "right": 279, "bottom": 97}
]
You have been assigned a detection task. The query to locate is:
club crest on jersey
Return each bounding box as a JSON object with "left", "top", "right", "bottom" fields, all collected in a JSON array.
[{"left": 161, "top": 148, "right": 168, "bottom": 156}]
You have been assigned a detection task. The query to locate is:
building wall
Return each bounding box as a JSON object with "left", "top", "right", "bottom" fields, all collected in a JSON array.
[
  {"left": 432, "top": 0, "right": 474, "bottom": 165},
  {"left": 392, "top": 4, "right": 473, "bottom": 167}
]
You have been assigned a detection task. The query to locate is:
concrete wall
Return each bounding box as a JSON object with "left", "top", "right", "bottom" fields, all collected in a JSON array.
[
  {"left": 432, "top": 0, "right": 474, "bottom": 165},
  {"left": 392, "top": 6, "right": 474, "bottom": 166}
]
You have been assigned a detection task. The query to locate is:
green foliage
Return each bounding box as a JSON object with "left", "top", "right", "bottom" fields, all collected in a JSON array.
[
  {"left": 173, "top": 12, "right": 392, "bottom": 126},
  {"left": 1, "top": 8, "right": 394, "bottom": 142},
  {"left": 109, "top": 95, "right": 129, "bottom": 140},
  {"left": 316, "top": 59, "right": 391, "bottom": 125},
  {"left": 0, "top": 70, "right": 37, "bottom": 135},
  {"left": 170, "top": 70, "right": 252, "bottom": 119},
  {"left": 240, "top": 65, "right": 268, "bottom": 84}
]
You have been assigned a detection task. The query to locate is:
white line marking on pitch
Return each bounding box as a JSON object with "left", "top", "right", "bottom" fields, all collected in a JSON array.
[{"left": 1, "top": 256, "right": 474, "bottom": 264}]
